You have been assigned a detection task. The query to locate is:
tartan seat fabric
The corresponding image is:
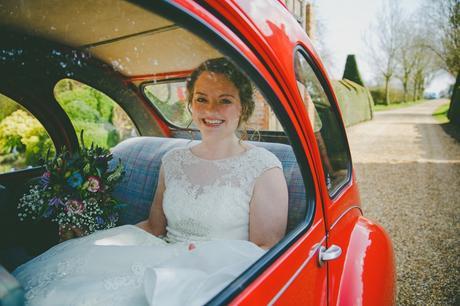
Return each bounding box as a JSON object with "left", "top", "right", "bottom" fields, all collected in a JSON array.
[{"left": 111, "top": 137, "right": 306, "bottom": 233}]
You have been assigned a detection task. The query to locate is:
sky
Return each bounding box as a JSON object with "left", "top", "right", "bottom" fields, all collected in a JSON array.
[{"left": 312, "top": 0, "right": 454, "bottom": 93}]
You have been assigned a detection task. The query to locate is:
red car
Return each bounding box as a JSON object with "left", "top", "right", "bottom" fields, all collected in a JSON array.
[{"left": 0, "top": 0, "right": 395, "bottom": 305}]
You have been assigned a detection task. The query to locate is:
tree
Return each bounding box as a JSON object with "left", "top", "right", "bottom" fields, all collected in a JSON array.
[
  {"left": 420, "top": 0, "right": 460, "bottom": 76},
  {"left": 365, "top": 0, "right": 404, "bottom": 105},
  {"left": 342, "top": 54, "right": 364, "bottom": 86},
  {"left": 410, "top": 40, "right": 436, "bottom": 101},
  {"left": 394, "top": 19, "right": 417, "bottom": 102}
]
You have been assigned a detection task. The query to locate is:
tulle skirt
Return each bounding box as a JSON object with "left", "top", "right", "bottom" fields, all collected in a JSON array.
[{"left": 13, "top": 225, "right": 265, "bottom": 306}]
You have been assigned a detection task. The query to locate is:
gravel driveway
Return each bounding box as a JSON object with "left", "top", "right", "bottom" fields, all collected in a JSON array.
[{"left": 346, "top": 99, "right": 460, "bottom": 305}]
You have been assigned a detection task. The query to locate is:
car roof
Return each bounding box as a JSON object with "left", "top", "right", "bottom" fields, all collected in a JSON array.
[{"left": 0, "top": 0, "right": 221, "bottom": 77}]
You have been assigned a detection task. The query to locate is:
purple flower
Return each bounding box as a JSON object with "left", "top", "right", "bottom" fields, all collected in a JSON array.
[
  {"left": 87, "top": 176, "right": 101, "bottom": 193},
  {"left": 40, "top": 171, "right": 51, "bottom": 187},
  {"left": 95, "top": 216, "right": 105, "bottom": 225},
  {"left": 108, "top": 214, "right": 118, "bottom": 223},
  {"left": 42, "top": 207, "right": 53, "bottom": 218},
  {"left": 67, "top": 172, "right": 83, "bottom": 188},
  {"left": 64, "top": 199, "right": 85, "bottom": 214},
  {"left": 49, "top": 197, "right": 64, "bottom": 207}
]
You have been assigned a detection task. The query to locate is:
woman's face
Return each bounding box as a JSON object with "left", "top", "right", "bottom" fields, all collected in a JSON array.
[{"left": 191, "top": 71, "right": 242, "bottom": 139}]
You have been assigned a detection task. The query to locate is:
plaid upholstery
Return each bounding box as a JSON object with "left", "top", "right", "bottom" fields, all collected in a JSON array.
[{"left": 111, "top": 137, "right": 306, "bottom": 233}]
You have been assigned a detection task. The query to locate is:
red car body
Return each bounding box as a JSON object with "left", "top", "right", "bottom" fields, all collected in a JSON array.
[{"left": 0, "top": 0, "right": 395, "bottom": 305}]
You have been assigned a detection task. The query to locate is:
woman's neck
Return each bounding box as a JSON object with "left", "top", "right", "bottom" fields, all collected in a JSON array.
[{"left": 194, "top": 135, "right": 246, "bottom": 160}]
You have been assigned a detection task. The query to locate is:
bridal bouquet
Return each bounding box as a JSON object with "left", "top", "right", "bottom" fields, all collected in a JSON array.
[{"left": 18, "top": 132, "right": 125, "bottom": 239}]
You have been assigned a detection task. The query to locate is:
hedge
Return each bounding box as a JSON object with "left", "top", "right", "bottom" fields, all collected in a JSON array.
[{"left": 331, "top": 79, "right": 374, "bottom": 127}]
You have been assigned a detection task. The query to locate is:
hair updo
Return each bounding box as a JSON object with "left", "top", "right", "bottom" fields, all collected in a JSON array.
[{"left": 186, "top": 57, "right": 255, "bottom": 126}]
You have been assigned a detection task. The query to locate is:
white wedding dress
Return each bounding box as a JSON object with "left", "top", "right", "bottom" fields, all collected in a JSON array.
[{"left": 13, "top": 145, "right": 282, "bottom": 306}]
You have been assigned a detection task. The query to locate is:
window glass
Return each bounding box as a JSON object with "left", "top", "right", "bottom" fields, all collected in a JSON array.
[
  {"left": 294, "top": 51, "right": 350, "bottom": 194},
  {"left": 144, "top": 80, "right": 284, "bottom": 132},
  {"left": 54, "top": 79, "right": 138, "bottom": 149},
  {"left": 0, "top": 93, "right": 55, "bottom": 173}
]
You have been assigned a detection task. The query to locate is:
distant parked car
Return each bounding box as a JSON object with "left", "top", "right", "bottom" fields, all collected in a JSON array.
[
  {"left": 424, "top": 92, "right": 439, "bottom": 99},
  {"left": 0, "top": 0, "right": 395, "bottom": 305}
]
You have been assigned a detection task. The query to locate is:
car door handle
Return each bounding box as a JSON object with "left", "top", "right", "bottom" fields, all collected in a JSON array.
[{"left": 318, "top": 245, "right": 342, "bottom": 266}]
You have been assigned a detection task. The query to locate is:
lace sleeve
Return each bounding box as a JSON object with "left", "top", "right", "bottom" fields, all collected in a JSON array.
[
  {"left": 255, "top": 147, "right": 283, "bottom": 176},
  {"left": 161, "top": 148, "right": 185, "bottom": 184}
]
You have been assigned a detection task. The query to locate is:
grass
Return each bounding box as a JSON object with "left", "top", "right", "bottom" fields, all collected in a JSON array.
[
  {"left": 373, "top": 99, "right": 427, "bottom": 112},
  {"left": 432, "top": 102, "right": 450, "bottom": 123}
]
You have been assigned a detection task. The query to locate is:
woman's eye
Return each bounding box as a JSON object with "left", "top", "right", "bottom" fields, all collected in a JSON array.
[
  {"left": 220, "top": 99, "right": 232, "bottom": 104},
  {"left": 196, "top": 97, "right": 207, "bottom": 103}
]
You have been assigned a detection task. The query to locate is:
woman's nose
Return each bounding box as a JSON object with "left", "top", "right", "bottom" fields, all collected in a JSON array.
[{"left": 203, "top": 101, "right": 218, "bottom": 112}]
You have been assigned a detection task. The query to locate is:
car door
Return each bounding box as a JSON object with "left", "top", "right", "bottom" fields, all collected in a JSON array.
[{"left": 161, "top": 1, "right": 330, "bottom": 304}]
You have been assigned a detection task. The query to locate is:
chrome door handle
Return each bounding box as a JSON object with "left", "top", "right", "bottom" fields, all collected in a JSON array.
[{"left": 318, "top": 245, "right": 342, "bottom": 266}]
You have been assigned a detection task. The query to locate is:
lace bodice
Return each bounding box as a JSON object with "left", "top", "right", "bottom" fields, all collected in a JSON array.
[{"left": 162, "top": 145, "right": 282, "bottom": 243}]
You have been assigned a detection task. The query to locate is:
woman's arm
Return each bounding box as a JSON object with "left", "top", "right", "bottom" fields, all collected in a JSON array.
[
  {"left": 249, "top": 167, "right": 288, "bottom": 250},
  {"left": 136, "top": 165, "right": 167, "bottom": 237}
]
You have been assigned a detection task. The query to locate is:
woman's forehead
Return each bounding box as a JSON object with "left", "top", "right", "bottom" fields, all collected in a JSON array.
[{"left": 195, "top": 71, "right": 238, "bottom": 92}]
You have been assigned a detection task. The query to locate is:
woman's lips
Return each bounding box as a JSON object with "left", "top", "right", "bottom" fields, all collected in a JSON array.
[{"left": 202, "top": 118, "right": 224, "bottom": 127}]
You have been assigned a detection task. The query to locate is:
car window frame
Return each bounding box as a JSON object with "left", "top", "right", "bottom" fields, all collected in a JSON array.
[
  {"left": 293, "top": 46, "right": 353, "bottom": 199},
  {"left": 140, "top": 77, "right": 192, "bottom": 129}
]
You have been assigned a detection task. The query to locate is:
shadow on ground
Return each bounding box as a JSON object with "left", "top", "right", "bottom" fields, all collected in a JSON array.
[{"left": 441, "top": 122, "right": 460, "bottom": 143}]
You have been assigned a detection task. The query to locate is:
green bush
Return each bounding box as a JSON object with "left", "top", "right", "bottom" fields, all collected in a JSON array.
[
  {"left": 54, "top": 79, "right": 125, "bottom": 147},
  {"left": 55, "top": 79, "right": 115, "bottom": 123},
  {"left": 73, "top": 121, "right": 120, "bottom": 149},
  {"left": 63, "top": 99, "right": 101, "bottom": 122},
  {"left": 0, "top": 109, "right": 53, "bottom": 166},
  {"left": 370, "top": 87, "right": 407, "bottom": 105},
  {"left": 331, "top": 79, "right": 373, "bottom": 126},
  {"left": 0, "top": 94, "right": 20, "bottom": 121}
]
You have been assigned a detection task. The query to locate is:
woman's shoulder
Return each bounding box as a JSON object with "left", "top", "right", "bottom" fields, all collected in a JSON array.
[
  {"left": 161, "top": 146, "right": 190, "bottom": 164},
  {"left": 246, "top": 145, "right": 283, "bottom": 171}
]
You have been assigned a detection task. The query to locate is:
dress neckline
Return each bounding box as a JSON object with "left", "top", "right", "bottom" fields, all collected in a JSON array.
[{"left": 187, "top": 144, "right": 256, "bottom": 162}]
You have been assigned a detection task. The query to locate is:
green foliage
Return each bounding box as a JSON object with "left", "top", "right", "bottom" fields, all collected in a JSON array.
[
  {"left": 55, "top": 79, "right": 115, "bottom": 123},
  {"left": 342, "top": 55, "right": 364, "bottom": 86},
  {"left": 370, "top": 87, "right": 410, "bottom": 105},
  {"left": 55, "top": 79, "right": 126, "bottom": 147},
  {"left": 0, "top": 94, "right": 20, "bottom": 121},
  {"left": 447, "top": 72, "right": 460, "bottom": 126},
  {"left": 73, "top": 121, "right": 120, "bottom": 149},
  {"left": 0, "top": 79, "right": 133, "bottom": 173},
  {"left": 433, "top": 102, "right": 450, "bottom": 123},
  {"left": 62, "top": 100, "right": 101, "bottom": 122},
  {"left": 0, "top": 109, "right": 54, "bottom": 167}
]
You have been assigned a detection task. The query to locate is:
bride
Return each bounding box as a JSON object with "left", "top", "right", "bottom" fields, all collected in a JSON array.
[{"left": 13, "top": 58, "right": 289, "bottom": 306}]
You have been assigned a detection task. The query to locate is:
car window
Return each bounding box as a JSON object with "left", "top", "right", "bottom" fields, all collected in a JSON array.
[
  {"left": 144, "top": 80, "right": 284, "bottom": 132},
  {"left": 294, "top": 50, "right": 350, "bottom": 194},
  {"left": 0, "top": 93, "right": 55, "bottom": 173},
  {"left": 54, "top": 79, "right": 139, "bottom": 149}
]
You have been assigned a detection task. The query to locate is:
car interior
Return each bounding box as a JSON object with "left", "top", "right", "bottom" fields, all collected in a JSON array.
[{"left": 0, "top": 1, "right": 312, "bottom": 275}]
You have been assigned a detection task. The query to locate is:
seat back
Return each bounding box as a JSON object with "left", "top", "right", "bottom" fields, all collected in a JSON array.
[{"left": 111, "top": 137, "right": 306, "bottom": 233}]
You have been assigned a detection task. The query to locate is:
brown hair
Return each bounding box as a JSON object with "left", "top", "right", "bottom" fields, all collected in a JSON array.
[{"left": 186, "top": 57, "right": 255, "bottom": 127}]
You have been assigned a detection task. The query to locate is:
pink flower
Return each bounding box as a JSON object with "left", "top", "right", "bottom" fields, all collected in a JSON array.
[
  {"left": 65, "top": 199, "right": 85, "bottom": 214},
  {"left": 87, "top": 176, "right": 101, "bottom": 193}
]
